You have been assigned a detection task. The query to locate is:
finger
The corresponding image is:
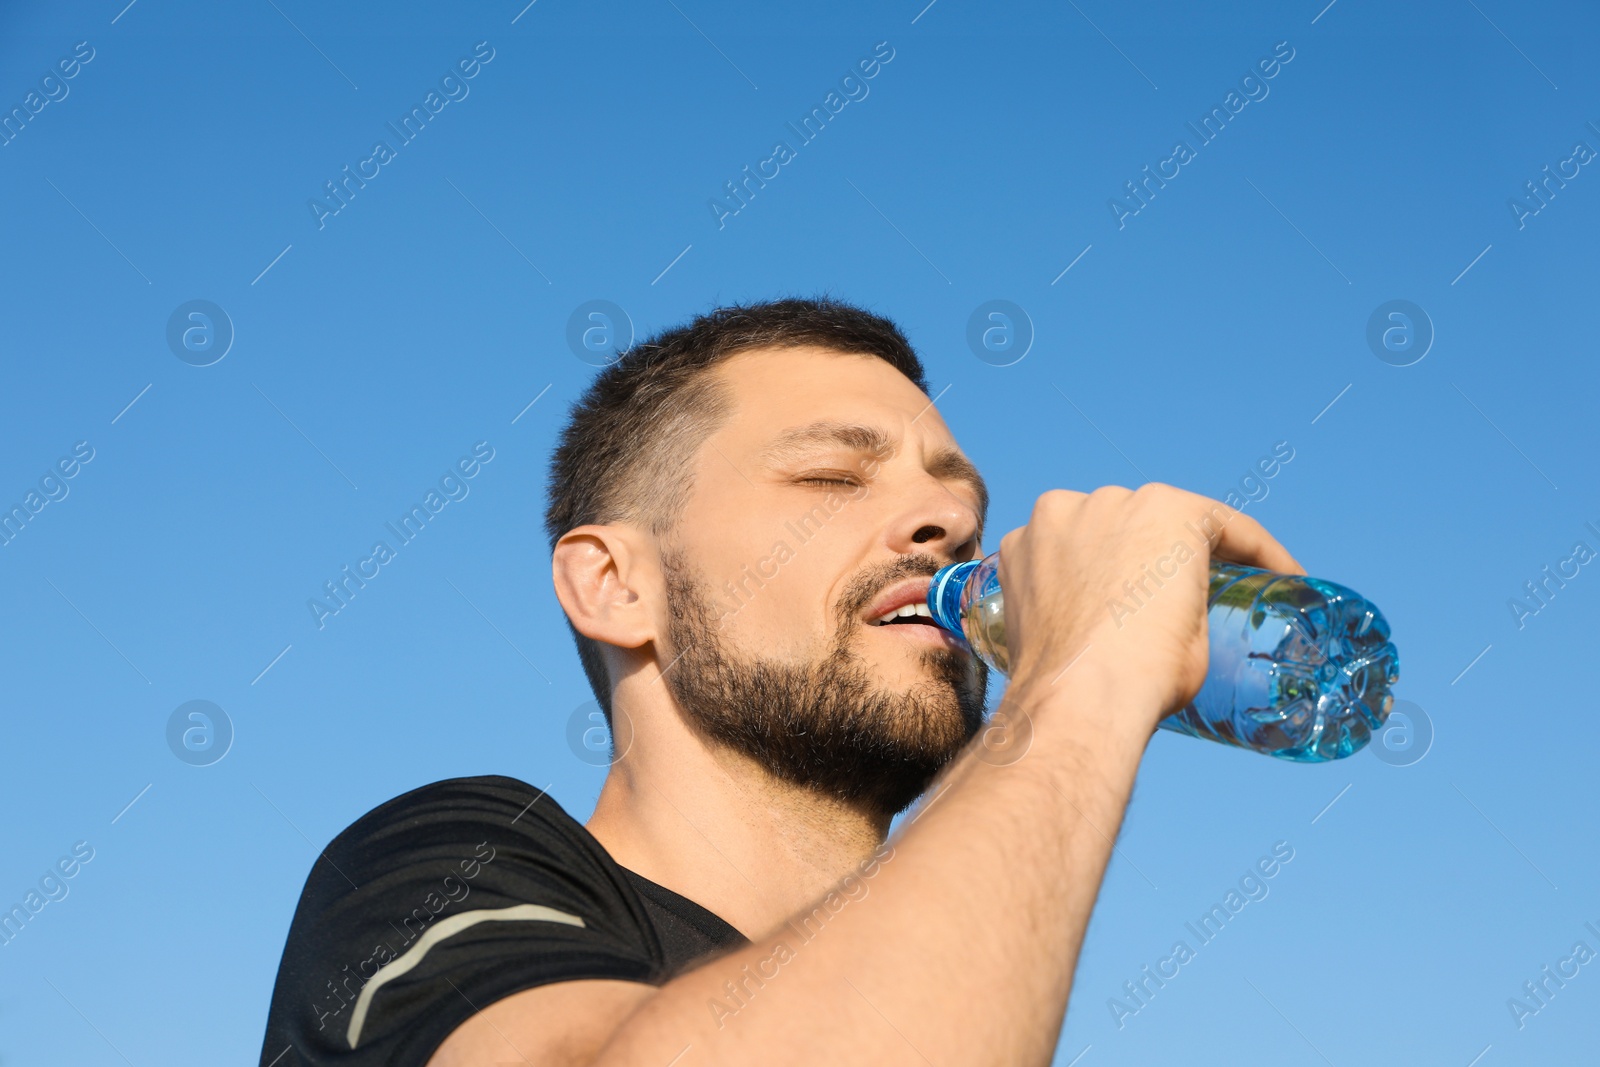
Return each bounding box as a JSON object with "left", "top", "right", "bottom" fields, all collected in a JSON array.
[
  {"left": 1174, "top": 491, "right": 1303, "bottom": 575},
  {"left": 1213, "top": 511, "right": 1302, "bottom": 574}
]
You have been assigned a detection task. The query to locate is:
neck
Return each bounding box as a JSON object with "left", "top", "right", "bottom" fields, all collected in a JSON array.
[{"left": 584, "top": 692, "right": 889, "bottom": 941}]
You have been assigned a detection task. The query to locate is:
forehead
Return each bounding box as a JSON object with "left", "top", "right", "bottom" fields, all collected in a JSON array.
[{"left": 709, "top": 345, "right": 951, "bottom": 443}]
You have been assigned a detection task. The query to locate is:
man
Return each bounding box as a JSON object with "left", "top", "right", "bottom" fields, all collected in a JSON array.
[{"left": 259, "top": 298, "right": 1301, "bottom": 1066}]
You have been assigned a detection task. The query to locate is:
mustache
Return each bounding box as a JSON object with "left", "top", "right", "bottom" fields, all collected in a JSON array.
[{"left": 835, "top": 553, "right": 947, "bottom": 625}]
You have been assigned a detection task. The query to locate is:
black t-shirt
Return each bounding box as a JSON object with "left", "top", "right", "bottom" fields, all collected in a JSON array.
[{"left": 258, "top": 775, "right": 748, "bottom": 1066}]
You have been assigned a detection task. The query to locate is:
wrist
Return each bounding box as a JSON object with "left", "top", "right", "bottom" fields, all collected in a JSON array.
[{"left": 1001, "top": 656, "right": 1159, "bottom": 771}]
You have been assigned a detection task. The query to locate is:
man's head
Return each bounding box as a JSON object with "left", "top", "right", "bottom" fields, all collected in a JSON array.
[{"left": 546, "top": 298, "right": 990, "bottom": 817}]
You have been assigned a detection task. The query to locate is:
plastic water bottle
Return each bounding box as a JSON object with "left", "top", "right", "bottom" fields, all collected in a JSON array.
[{"left": 927, "top": 555, "right": 1400, "bottom": 762}]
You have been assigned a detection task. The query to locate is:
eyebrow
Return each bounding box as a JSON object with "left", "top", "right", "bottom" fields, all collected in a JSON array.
[{"left": 758, "top": 421, "right": 989, "bottom": 531}]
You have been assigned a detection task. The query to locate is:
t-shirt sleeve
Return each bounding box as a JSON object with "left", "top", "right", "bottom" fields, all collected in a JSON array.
[{"left": 258, "top": 776, "right": 669, "bottom": 1067}]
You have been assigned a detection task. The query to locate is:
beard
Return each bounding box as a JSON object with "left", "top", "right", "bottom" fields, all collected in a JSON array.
[{"left": 659, "top": 549, "right": 990, "bottom": 820}]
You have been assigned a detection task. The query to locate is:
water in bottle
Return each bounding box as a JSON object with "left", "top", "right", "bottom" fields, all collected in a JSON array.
[{"left": 927, "top": 554, "right": 1400, "bottom": 762}]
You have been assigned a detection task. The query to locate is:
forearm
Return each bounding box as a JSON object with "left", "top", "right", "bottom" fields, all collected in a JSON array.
[{"left": 592, "top": 665, "right": 1153, "bottom": 1066}]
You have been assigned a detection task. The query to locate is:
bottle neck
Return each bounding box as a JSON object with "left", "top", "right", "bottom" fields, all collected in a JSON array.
[{"left": 928, "top": 560, "right": 981, "bottom": 638}]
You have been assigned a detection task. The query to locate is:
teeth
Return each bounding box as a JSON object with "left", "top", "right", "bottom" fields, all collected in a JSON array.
[{"left": 871, "top": 602, "right": 934, "bottom": 625}]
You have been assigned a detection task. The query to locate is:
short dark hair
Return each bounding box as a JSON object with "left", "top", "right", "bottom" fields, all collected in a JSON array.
[{"left": 544, "top": 297, "right": 930, "bottom": 719}]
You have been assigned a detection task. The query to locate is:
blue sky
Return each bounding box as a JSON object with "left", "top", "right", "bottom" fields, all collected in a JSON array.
[{"left": 1, "top": 1, "right": 1597, "bottom": 1063}]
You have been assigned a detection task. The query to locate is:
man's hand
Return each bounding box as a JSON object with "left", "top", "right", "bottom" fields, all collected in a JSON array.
[{"left": 997, "top": 483, "right": 1303, "bottom": 729}]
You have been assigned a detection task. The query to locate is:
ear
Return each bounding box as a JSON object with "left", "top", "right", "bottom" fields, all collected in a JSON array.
[{"left": 551, "top": 525, "right": 661, "bottom": 651}]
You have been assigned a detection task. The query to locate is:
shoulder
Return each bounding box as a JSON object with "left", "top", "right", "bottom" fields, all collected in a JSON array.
[
  {"left": 330, "top": 774, "right": 582, "bottom": 859},
  {"left": 310, "top": 775, "right": 607, "bottom": 916},
  {"left": 259, "top": 775, "right": 666, "bottom": 1066}
]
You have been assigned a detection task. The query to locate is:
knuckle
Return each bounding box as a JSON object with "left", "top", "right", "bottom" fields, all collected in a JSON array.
[
  {"left": 1086, "top": 484, "right": 1131, "bottom": 506},
  {"left": 1031, "top": 488, "right": 1076, "bottom": 519},
  {"left": 1133, "top": 482, "right": 1195, "bottom": 525},
  {"left": 1135, "top": 481, "right": 1180, "bottom": 506}
]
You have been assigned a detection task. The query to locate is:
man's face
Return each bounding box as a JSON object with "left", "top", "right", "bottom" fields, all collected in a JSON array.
[{"left": 656, "top": 346, "right": 990, "bottom": 818}]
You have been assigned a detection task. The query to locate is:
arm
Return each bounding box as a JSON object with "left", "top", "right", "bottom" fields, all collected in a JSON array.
[
  {"left": 435, "top": 666, "right": 1148, "bottom": 1067},
  {"left": 434, "top": 485, "right": 1302, "bottom": 1066}
]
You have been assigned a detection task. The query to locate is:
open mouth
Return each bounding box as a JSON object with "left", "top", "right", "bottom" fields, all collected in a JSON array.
[
  {"left": 867, "top": 602, "right": 939, "bottom": 627},
  {"left": 860, "top": 591, "right": 967, "bottom": 654},
  {"left": 858, "top": 576, "right": 964, "bottom": 650}
]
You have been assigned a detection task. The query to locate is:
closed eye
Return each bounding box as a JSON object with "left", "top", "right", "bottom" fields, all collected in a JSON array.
[{"left": 795, "top": 473, "right": 861, "bottom": 488}]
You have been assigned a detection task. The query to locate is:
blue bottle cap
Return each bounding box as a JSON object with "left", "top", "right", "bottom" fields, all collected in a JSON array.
[{"left": 928, "top": 560, "right": 981, "bottom": 639}]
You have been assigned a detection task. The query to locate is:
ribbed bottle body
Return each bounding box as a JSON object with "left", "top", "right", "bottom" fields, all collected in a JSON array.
[{"left": 928, "top": 555, "right": 1400, "bottom": 762}]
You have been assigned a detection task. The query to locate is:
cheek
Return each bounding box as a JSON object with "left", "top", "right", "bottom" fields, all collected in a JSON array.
[
  {"left": 674, "top": 465, "right": 885, "bottom": 653},
  {"left": 691, "top": 531, "right": 852, "bottom": 656},
  {"left": 711, "top": 550, "right": 819, "bottom": 649}
]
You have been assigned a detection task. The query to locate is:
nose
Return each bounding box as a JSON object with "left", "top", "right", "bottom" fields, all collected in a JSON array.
[{"left": 887, "top": 481, "right": 981, "bottom": 561}]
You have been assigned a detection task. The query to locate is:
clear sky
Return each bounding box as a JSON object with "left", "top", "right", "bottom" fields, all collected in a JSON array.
[{"left": 1, "top": 1, "right": 1597, "bottom": 1064}]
